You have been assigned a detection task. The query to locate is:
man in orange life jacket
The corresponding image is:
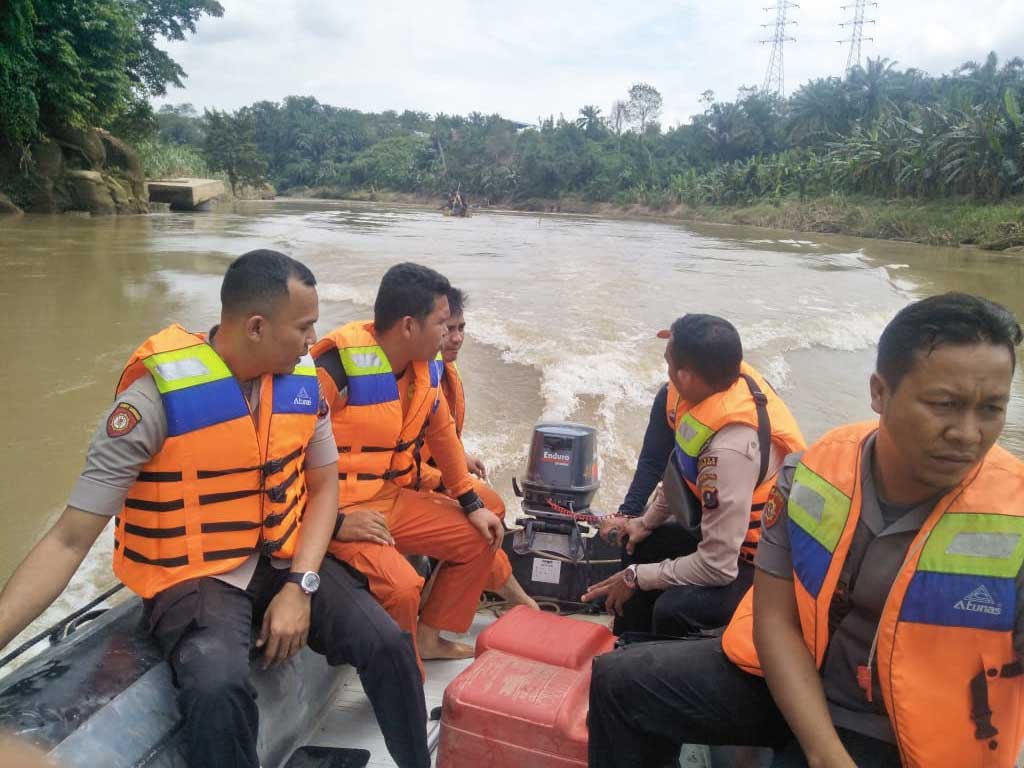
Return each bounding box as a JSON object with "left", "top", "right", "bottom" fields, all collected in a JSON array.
[
  {"left": 312, "top": 263, "right": 504, "bottom": 665},
  {"left": 417, "top": 286, "right": 538, "bottom": 610},
  {"left": 0, "top": 251, "right": 428, "bottom": 768},
  {"left": 583, "top": 314, "right": 805, "bottom": 637},
  {"left": 588, "top": 293, "right": 1024, "bottom": 768}
]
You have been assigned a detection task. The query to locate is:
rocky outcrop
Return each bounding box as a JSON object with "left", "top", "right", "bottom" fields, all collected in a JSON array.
[
  {"left": 66, "top": 170, "right": 116, "bottom": 215},
  {"left": 1, "top": 126, "right": 148, "bottom": 214},
  {"left": 0, "top": 191, "right": 22, "bottom": 214},
  {"left": 51, "top": 125, "right": 106, "bottom": 171}
]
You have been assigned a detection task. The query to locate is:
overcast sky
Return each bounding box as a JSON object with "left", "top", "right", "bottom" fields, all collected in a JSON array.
[{"left": 154, "top": 0, "right": 1024, "bottom": 126}]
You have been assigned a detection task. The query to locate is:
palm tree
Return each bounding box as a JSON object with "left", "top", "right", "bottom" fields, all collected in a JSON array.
[
  {"left": 789, "top": 77, "right": 852, "bottom": 145},
  {"left": 955, "top": 52, "right": 1024, "bottom": 108},
  {"left": 576, "top": 105, "right": 604, "bottom": 139},
  {"left": 846, "top": 57, "right": 901, "bottom": 125}
]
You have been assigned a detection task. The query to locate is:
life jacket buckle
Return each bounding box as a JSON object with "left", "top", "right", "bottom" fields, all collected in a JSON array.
[
  {"left": 262, "top": 457, "right": 285, "bottom": 476},
  {"left": 266, "top": 484, "right": 287, "bottom": 503},
  {"left": 261, "top": 539, "right": 282, "bottom": 556}
]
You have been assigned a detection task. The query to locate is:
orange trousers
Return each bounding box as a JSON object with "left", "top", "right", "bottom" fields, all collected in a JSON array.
[
  {"left": 473, "top": 481, "right": 513, "bottom": 591},
  {"left": 329, "top": 484, "right": 498, "bottom": 666}
]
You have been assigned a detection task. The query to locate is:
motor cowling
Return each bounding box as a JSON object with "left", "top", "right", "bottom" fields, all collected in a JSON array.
[{"left": 516, "top": 422, "right": 599, "bottom": 516}]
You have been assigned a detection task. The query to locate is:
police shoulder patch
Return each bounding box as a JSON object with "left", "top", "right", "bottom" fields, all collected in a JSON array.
[
  {"left": 763, "top": 485, "right": 784, "bottom": 528},
  {"left": 698, "top": 455, "right": 718, "bottom": 470},
  {"left": 701, "top": 486, "right": 719, "bottom": 510},
  {"left": 107, "top": 402, "right": 142, "bottom": 438}
]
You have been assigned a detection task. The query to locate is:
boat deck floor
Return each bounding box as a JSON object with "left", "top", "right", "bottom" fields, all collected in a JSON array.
[{"left": 306, "top": 608, "right": 615, "bottom": 767}]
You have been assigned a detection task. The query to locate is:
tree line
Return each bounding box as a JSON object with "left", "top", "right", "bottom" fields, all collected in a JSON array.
[
  {"left": 0, "top": 1, "right": 223, "bottom": 148},
  {"left": 1, "top": 4, "right": 1020, "bottom": 208},
  {"left": 161, "top": 55, "right": 1024, "bottom": 205}
]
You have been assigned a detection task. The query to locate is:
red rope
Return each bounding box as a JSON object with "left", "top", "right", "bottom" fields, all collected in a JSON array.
[{"left": 543, "top": 498, "right": 606, "bottom": 524}]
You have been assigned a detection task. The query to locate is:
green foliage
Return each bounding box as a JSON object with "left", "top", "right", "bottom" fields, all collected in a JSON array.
[
  {"left": 0, "top": 0, "right": 221, "bottom": 147},
  {"left": 150, "top": 53, "right": 1024, "bottom": 207},
  {"left": 134, "top": 137, "right": 208, "bottom": 177},
  {"left": 203, "top": 108, "right": 268, "bottom": 194},
  {"left": 0, "top": 1, "right": 40, "bottom": 146}
]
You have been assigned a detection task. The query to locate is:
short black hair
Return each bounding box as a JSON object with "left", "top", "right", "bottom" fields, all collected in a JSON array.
[
  {"left": 374, "top": 263, "right": 451, "bottom": 331},
  {"left": 221, "top": 249, "right": 316, "bottom": 317},
  {"left": 877, "top": 292, "right": 1022, "bottom": 390},
  {"left": 447, "top": 287, "right": 468, "bottom": 317},
  {"left": 667, "top": 314, "right": 743, "bottom": 392}
]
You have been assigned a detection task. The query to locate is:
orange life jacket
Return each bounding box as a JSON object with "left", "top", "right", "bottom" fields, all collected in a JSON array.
[
  {"left": 311, "top": 321, "right": 443, "bottom": 505},
  {"left": 418, "top": 362, "right": 464, "bottom": 492},
  {"left": 664, "top": 380, "right": 685, "bottom": 432},
  {"left": 112, "top": 324, "right": 318, "bottom": 598},
  {"left": 722, "top": 421, "right": 1024, "bottom": 768},
  {"left": 669, "top": 362, "right": 805, "bottom": 560},
  {"left": 443, "top": 362, "right": 466, "bottom": 438}
]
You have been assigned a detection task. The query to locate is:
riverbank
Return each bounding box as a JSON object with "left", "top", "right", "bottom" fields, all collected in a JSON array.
[
  {"left": 513, "top": 194, "right": 1024, "bottom": 251},
  {"left": 284, "top": 187, "right": 1024, "bottom": 252}
]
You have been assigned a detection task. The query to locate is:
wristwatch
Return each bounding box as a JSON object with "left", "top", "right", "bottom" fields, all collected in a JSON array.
[
  {"left": 461, "top": 497, "right": 486, "bottom": 514},
  {"left": 623, "top": 564, "right": 639, "bottom": 589},
  {"left": 286, "top": 570, "right": 321, "bottom": 595}
]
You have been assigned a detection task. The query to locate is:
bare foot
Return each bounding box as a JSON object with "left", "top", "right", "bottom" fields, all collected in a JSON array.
[
  {"left": 417, "top": 624, "right": 475, "bottom": 660},
  {"left": 497, "top": 575, "right": 540, "bottom": 611}
]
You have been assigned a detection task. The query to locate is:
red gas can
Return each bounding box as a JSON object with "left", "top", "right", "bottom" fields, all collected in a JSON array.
[{"left": 437, "top": 607, "right": 614, "bottom": 768}]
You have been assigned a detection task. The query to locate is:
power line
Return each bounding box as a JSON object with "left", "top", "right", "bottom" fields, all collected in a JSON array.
[
  {"left": 838, "top": 0, "right": 877, "bottom": 72},
  {"left": 760, "top": 3, "right": 798, "bottom": 96}
]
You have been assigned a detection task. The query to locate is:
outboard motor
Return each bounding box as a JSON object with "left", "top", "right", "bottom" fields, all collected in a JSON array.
[{"left": 505, "top": 422, "right": 620, "bottom": 607}]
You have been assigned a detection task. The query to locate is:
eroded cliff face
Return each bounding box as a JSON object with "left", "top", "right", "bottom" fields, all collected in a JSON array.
[{"left": 1, "top": 127, "right": 148, "bottom": 215}]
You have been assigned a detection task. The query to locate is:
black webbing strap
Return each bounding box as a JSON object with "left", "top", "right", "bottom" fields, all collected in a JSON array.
[{"left": 739, "top": 373, "right": 772, "bottom": 487}]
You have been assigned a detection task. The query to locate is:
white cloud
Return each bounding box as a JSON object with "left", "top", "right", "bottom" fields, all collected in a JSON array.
[{"left": 155, "top": 0, "right": 1024, "bottom": 125}]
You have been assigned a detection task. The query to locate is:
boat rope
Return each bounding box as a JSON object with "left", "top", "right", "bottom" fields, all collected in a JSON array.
[{"left": 0, "top": 582, "right": 126, "bottom": 669}]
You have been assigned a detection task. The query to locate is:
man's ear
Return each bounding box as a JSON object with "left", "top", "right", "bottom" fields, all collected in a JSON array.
[
  {"left": 399, "top": 315, "right": 416, "bottom": 338},
  {"left": 669, "top": 367, "right": 687, "bottom": 394},
  {"left": 869, "top": 372, "right": 887, "bottom": 416},
  {"left": 245, "top": 314, "right": 265, "bottom": 342}
]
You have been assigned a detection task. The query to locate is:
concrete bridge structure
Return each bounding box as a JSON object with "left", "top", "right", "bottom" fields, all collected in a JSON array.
[{"left": 148, "top": 178, "right": 225, "bottom": 210}]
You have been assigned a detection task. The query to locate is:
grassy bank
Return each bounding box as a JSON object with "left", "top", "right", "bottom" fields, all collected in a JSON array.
[
  {"left": 504, "top": 195, "right": 1024, "bottom": 251},
  {"left": 674, "top": 196, "right": 1024, "bottom": 250}
]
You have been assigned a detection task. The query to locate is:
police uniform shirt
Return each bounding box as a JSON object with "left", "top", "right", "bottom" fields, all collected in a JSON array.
[
  {"left": 756, "top": 435, "right": 1024, "bottom": 743},
  {"left": 636, "top": 424, "right": 785, "bottom": 590},
  {"left": 67, "top": 370, "right": 339, "bottom": 591}
]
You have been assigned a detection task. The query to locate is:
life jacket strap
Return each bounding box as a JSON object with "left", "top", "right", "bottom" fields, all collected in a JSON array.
[
  {"left": 970, "top": 668, "right": 999, "bottom": 740},
  {"left": 739, "top": 374, "right": 772, "bottom": 487}
]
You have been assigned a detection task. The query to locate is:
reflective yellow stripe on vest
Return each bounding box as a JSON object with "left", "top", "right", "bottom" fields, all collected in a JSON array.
[
  {"left": 672, "top": 413, "right": 716, "bottom": 481},
  {"left": 787, "top": 463, "right": 853, "bottom": 599},
  {"left": 900, "top": 513, "right": 1024, "bottom": 631},
  {"left": 143, "top": 344, "right": 233, "bottom": 392}
]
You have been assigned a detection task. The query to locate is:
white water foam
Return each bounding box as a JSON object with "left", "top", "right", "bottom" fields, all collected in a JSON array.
[{"left": 739, "top": 308, "right": 895, "bottom": 355}]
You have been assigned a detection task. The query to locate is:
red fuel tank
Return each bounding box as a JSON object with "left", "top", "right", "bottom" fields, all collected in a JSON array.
[{"left": 437, "top": 607, "right": 614, "bottom": 768}]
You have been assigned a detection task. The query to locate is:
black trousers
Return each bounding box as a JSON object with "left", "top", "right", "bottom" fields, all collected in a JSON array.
[
  {"left": 588, "top": 636, "right": 789, "bottom": 768},
  {"left": 615, "top": 525, "right": 752, "bottom": 636},
  {"left": 145, "top": 555, "right": 428, "bottom": 768},
  {"left": 587, "top": 636, "right": 901, "bottom": 768}
]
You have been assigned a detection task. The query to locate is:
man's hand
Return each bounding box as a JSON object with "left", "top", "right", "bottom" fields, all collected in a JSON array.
[
  {"left": 256, "top": 583, "right": 311, "bottom": 669},
  {"left": 624, "top": 518, "right": 654, "bottom": 555},
  {"left": 334, "top": 509, "right": 394, "bottom": 546},
  {"left": 598, "top": 515, "right": 629, "bottom": 545},
  {"left": 581, "top": 569, "right": 636, "bottom": 616},
  {"left": 466, "top": 453, "right": 487, "bottom": 479},
  {"left": 468, "top": 508, "right": 503, "bottom": 550}
]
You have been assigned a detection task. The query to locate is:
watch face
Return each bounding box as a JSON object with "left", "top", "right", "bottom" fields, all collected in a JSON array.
[{"left": 301, "top": 571, "right": 321, "bottom": 594}]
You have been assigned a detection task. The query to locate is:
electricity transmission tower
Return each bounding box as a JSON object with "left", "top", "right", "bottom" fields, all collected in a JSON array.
[
  {"left": 838, "top": 0, "right": 877, "bottom": 72},
  {"left": 760, "top": 3, "right": 798, "bottom": 96}
]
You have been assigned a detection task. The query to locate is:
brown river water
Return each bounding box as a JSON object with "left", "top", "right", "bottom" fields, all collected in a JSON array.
[{"left": 2, "top": 199, "right": 1023, "bottom": 654}]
